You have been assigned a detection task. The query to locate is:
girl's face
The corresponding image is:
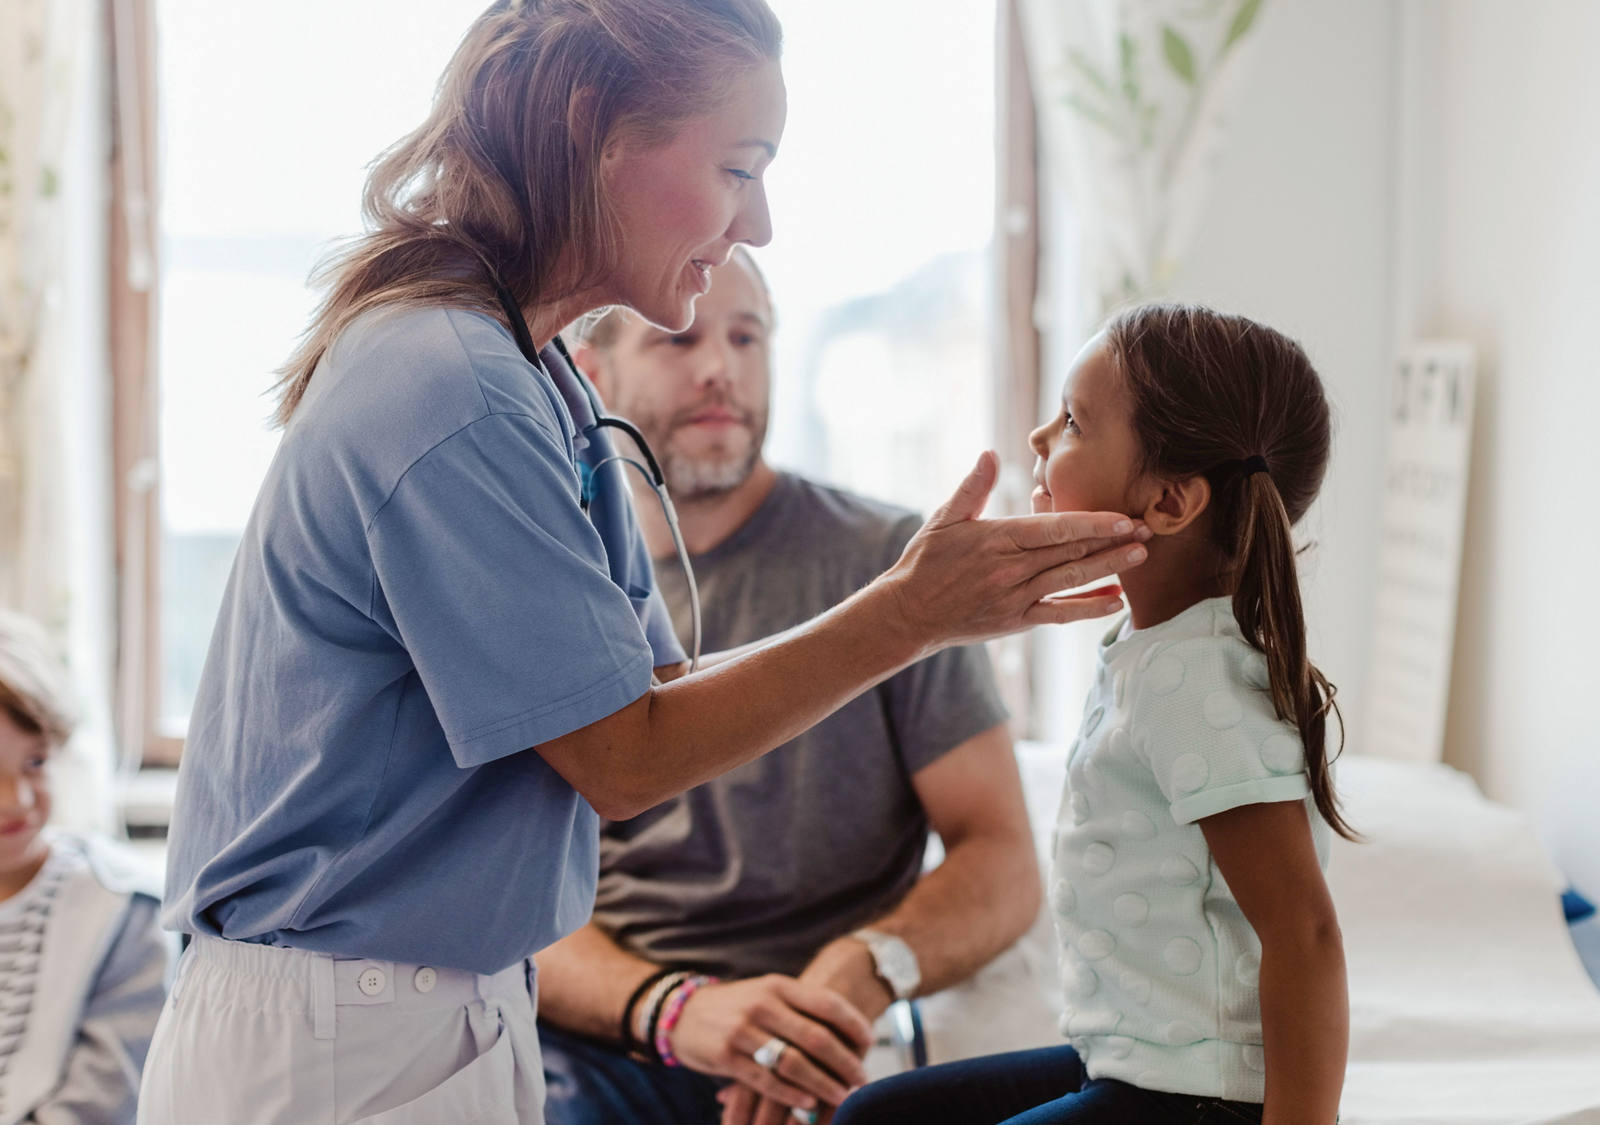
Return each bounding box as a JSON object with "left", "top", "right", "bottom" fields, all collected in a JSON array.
[
  {"left": 600, "top": 60, "right": 787, "bottom": 334},
  {"left": 0, "top": 710, "right": 51, "bottom": 883},
  {"left": 1029, "top": 334, "right": 1146, "bottom": 517}
]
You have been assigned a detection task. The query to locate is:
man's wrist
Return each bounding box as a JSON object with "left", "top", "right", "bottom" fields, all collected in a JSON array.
[
  {"left": 851, "top": 928, "right": 921, "bottom": 1002},
  {"left": 803, "top": 938, "right": 894, "bottom": 1021}
]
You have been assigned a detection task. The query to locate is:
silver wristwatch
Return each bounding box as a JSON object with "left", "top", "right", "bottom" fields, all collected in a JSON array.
[{"left": 852, "top": 928, "right": 920, "bottom": 1000}]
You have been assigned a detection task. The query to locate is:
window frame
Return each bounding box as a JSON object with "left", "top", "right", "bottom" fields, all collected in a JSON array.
[{"left": 111, "top": 0, "right": 1045, "bottom": 764}]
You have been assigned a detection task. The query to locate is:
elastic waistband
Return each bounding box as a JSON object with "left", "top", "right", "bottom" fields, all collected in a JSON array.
[{"left": 184, "top": 935, "right": 529, "bottom": 1035}]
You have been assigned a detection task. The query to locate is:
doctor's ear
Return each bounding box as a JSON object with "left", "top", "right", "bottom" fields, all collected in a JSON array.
[{"left": 1141, "top": 474, "right": 1212, "bottom": 537}]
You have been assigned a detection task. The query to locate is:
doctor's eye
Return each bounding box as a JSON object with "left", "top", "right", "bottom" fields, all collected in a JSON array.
[{"left": 727, "top": 168, "right": 756, "bottom": 183}]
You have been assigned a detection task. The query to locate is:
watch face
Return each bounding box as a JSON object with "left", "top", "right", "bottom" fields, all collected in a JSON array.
[{"left": 869, "top": 934, "right": 919, "bottom": 997}]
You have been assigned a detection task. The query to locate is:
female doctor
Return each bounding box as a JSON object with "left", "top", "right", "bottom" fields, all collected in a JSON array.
[{"left": 138, "top": 1, "right": 1149, "bottom": 1122}]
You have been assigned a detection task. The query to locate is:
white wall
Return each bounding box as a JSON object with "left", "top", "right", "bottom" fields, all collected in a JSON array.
[
  {"left": 1163, "top": 0, "right": 1398, "bottom": 743},
  {"left": 1396, "top": 2, "right": 1600, "bottom": 894}
]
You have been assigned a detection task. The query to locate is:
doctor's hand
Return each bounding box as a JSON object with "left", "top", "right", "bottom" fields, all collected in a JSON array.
[
  {"left": 879, "top": 450, "right": 1148, "bottom": 653},
  {"left": 668, "top": 975, "right": 873, "bottom": 1114}
]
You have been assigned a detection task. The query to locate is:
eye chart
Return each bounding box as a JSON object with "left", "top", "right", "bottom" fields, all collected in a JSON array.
[{"left": 1362, "top": 342, "right": 1477, "bottom": 763}]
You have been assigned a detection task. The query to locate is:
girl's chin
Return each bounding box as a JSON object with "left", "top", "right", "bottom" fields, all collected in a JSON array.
[{"left": 1030, "top": 487, "right": 1054, "bottom": 513}]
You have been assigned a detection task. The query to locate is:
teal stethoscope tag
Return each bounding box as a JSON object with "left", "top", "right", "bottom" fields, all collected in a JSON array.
[{"left": 577, "top": 459, "right": 597, "bottom": 511}]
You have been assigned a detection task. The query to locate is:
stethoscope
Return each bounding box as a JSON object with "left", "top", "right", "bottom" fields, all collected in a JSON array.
[{"left": 491, "top": 278, "right": 703, "bottom": 674}]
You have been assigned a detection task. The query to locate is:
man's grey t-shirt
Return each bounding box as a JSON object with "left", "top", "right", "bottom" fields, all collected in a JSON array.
[{"left": 591, "top": 472, "right": 1009, "bottom": 978}]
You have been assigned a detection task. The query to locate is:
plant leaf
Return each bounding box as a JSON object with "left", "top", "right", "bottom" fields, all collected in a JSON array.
[
  {"left": 1119, "top": 32, "right": 1139, "bottom": 105},
  {"left": 1162, "top": 26, "right": 1197, "bottom": 83},
  {"left": 1224, "top": 0, "right": 1265, "bottom": 51},
  {"left": 1066, "top": 47, "right": 1115, "bottom": 99}
]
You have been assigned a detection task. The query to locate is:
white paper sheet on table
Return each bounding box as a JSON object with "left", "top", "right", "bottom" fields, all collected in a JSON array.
[{"left": 1328, "top": 756, "right": 1600, "bottom": 1125}]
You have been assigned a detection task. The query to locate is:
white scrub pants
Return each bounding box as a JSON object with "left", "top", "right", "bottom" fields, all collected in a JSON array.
[{"left": 137, "top": 936, "right": 545, "bottom": 1124}]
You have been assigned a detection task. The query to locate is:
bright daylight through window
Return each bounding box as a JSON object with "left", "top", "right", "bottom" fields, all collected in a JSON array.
[{"left": 154, "top": 0, "right": 997, "bottom": 742}]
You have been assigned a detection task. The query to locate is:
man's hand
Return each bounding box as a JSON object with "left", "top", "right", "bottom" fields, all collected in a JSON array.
[
  {"left": 716, "top": 939, "right": 891, "bottom": 1125},
  {"left": 668, "top": 975, "right": 873, "bottom": 1113}
]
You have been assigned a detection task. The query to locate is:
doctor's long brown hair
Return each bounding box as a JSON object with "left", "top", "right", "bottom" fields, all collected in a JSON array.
[
  {"left": 1106, "top": 304, "right": 1356, "bottom": 841},
  {"left": 272, "top": 0, "right": 781, "bottom": 426}
]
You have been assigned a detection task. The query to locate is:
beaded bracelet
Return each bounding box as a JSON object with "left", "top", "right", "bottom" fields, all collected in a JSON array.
[
  {"left": 639, "top": 971, "right": 694, "bottom": 1060},
  {"left": 619, "top": 967, "right": 675, "bottom": 1053},
  {"left": 654, "top": 974, "right": 716, "bottom": 1068}
]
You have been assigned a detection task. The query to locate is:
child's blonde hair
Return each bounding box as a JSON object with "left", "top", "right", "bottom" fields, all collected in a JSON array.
[{"left": 0, "top": 610, "right": 78, "bottom": 746}]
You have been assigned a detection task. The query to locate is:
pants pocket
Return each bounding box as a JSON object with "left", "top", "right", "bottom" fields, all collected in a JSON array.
[{"left": 351, "top": 1015, "right": 518, "bottom": 1125}]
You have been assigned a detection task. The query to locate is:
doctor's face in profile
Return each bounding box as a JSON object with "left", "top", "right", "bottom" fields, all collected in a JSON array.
[
  {"left": 599, "top": 59, "right": 786, "bottom": 335},
  {"left": 583, "top": 253, "right": 774, "bottom": 501}
]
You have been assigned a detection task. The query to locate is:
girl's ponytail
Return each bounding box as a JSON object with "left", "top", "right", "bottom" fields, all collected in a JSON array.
[
  {"left": 1105, "top": 303, "right": 1357, "bottom": 841},
  {"left": 1232, "top": 471, "right": 1355, "bottom": 841}
]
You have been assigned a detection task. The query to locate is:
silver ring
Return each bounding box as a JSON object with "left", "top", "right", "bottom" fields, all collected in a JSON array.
[{"left": 752, "top": 1036, "right": 788, "bottom": 1070}]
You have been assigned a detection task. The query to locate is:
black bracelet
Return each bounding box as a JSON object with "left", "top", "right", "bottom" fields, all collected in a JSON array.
[{"left": 620, "top": 967, "right": 675, "bottom": 1052}]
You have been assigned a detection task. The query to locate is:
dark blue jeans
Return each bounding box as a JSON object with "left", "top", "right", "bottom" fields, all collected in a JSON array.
[
  {"left": 832, "top": 1046, "right": 1263, "bottom": 1125},
  {"left": 540, "top": 1022, "right": 723, "bottom": 1125}
]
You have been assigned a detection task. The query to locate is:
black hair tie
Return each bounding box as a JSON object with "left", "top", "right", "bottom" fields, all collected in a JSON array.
[{"left": 1241, "top": 454, "right": 1270, "bottom": 478}]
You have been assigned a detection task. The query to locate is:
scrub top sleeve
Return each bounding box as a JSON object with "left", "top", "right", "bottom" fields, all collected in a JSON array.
[
  {"left": 1136, "top": 637, "right": 1313, "bottom": 826},
  {"left": 368, "top": 412, "right": 656, "bottom": 768}
]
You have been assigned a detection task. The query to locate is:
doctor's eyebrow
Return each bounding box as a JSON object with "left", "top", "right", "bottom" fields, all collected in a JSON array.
[{"left": 734, "top": 139, "right": 778, "bottom": 158}]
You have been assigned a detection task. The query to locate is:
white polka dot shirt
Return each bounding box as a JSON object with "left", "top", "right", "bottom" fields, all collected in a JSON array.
[{"left": 1049, "top": 596, "right": 1331, "bottom": 1102}]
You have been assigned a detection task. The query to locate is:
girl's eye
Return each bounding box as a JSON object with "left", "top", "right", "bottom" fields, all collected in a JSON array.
[
  {"left": 731, "top": 332, "right": 760, "bottom": 348},
  {"left": 1063, "top": 409, "right": 1081, "bottom": 434},
  {"left": 25, "top": 756, "right": 47, "bottom": 772},
  {"left": 669, "top": 334, "right": 697, "bottom": 348}
]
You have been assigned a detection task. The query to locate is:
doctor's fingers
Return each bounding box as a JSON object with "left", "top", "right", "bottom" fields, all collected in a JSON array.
[{"left": 1001, "top": 511, "right": 1152, "bottom": 552}]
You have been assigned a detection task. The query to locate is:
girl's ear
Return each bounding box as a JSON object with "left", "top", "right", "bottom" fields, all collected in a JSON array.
[{"left": 1142, "top": 474, "right": 1212, "bottom": 536}]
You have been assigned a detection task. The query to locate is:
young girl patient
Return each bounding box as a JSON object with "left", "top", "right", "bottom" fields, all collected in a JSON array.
[{"left": 835, "top": 303, "right": 1353, "bottom": 1125}]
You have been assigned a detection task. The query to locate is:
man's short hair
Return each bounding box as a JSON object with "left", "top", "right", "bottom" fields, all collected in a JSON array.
[
  {"left": 0, "top": 610, "right": 78, "bottom": 745},
  {"left": 569, "top": 245, "right": 773, "bottom": 351}
]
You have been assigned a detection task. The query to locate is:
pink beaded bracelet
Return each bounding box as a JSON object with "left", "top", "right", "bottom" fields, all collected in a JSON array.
[{"left": 654, "top": 974, "right": 716, "bottom": 1067}]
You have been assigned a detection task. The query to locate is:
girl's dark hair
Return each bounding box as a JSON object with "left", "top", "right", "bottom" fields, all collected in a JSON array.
[
  {"left": 1105, "top": 303, "right": 1355, "bottom": 840},
  {"left": 272, "top": 0, "right": 782, "bottom": 426}
]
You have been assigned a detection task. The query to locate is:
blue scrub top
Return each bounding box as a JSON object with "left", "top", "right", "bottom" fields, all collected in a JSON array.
[{"left": 162, "top": 306, "right": 685, "bottom": 975}]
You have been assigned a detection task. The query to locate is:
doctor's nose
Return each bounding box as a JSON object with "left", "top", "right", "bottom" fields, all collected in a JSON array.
[{"left": 730, "top": 183, "right": 773, "bottom": 250}]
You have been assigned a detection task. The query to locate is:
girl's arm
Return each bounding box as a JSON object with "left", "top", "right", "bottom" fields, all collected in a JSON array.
[{"left": 1200, "top": 800, "right": 1347, "bottom": 1125}]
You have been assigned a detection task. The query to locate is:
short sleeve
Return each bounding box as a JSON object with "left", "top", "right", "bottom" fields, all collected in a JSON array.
[
  {"left": 1133, "top": 636, "right": 1312, "bottom": 825},
  {"left": 368, "top": 412, "right": 655, "bottom": 767},
  {"left": 878, "top": 515, "right": 1010, "bottom": 773}
]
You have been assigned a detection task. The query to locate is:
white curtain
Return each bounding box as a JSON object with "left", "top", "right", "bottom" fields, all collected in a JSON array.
[
  {"left": 1015, "top": 0, "right": 1268, "bottom": 743},
  {"left": 1017, "top": 0, "right": 1267, "bottom": 321},
  {"left": 0, "top": 0, "right": 118, "bottom": 833}
]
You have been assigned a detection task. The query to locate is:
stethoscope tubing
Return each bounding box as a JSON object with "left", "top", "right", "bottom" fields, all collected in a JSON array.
[{"left": 491, "top": 278, "right": 703, "bottom": 674}]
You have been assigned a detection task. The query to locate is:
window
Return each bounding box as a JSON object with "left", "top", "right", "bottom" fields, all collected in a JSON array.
[
  {"left": 760, "top": 0, "right": 1000, "bottom": 520},
  {"left": 146, "top": 1, "right": 489, "bottom": 758},
  {"left": 135, "top": 0, "right": 1028, "bottom": 758}
]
